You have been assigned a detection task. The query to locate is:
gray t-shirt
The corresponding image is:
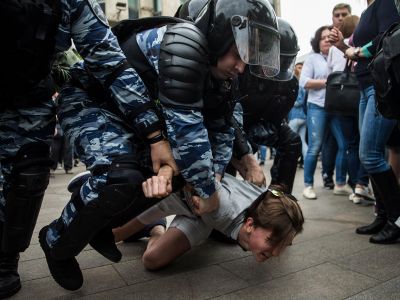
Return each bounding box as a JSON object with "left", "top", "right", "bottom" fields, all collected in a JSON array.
[
  {"left": 137, "top": 174, "right": 266, "bottom": 244},
  {"left": 202, "top": 174, "right": 265, "bottom": 239}
]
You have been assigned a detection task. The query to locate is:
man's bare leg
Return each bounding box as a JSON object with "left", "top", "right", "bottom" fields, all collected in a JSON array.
[
  {"left": 142, "top": 227, "right": 191, "bottom": 270},
  {"left": 112, "top": 218, "right": 146, "bottom": 242}
]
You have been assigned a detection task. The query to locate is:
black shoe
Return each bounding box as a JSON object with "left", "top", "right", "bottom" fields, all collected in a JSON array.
[
  {"left": 0, "top": 253, "right": 21, "bottom": 299},
  {"left": 356, "top": 216, "right": 387, "bottom": 235},
  {"left": 89, "top": 227, "right": 121, "bottom": 263},
  {"left": 370, "top": 221, "right": 400, "bottom": 244},
  {"left": 39, "top": 226, "right": 83, "bottom": 291},
  {"left": 124, "top": 218, "right": 167, "bottom": 243},
  {"left": 322, "top": 174, "right": 334, "bottom": 190}
]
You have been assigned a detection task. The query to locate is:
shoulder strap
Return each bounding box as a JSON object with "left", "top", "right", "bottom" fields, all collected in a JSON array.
[
  {"left": 112, "top": 16, "right": 186, "bottom": 44},
  {"left": 120, "top": 33, "right": 159, "bottom": 100},
  {"left": 112, "top": 16, "right": 188, "bottom": 100}
]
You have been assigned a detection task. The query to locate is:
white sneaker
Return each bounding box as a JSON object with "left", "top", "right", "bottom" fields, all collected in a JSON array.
[
  {"left": 333, "top": 184, "right": 353, "bottom": 196},
  {"left": 303, "top": 186, "right": 317, "bottom": 199},
  {"left": 355, "top": 186, "right": 375, "bottom": 201},
  {"left": 352, "top": 194, "right": 363, "bottom": 204},
  {"left": 349, "top": 193, "right": 355, "bottom": 201}
]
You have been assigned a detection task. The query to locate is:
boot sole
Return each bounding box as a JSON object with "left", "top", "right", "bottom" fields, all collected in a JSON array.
[{"left": 369, "top": 237, "right": 400, "bottom": 244}]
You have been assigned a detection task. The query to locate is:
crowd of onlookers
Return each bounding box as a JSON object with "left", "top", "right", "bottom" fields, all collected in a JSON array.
[{"left": 258, "top": 0, "right": 400, "bottom": 245}]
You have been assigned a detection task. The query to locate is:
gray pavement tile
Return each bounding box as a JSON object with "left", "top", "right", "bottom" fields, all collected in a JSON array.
[
  {"left": 14, "top": 265, "right": 126, "bottom": 299},
  {"left": 220, "top": 229, "right": 374, "bottom": 283},
  {"left": 294, "top": 218, "right": 357, "bottom": 243},
  {"left": 20, "top": 243, "right": 44, "bottom": 262},
  {"left": 13, "top": 277, "right": 86, "bottom": 300},
  {"left": 161, "top": 239, "right": 248, "bottom": 270},
  {"left": 346, "top": 275, "right": 400, "bottom": 300},
  {"left": 117, "top": 241, "right": 148, "bottom": 262},
  {"left": 333, "top": 243, "right": 400, "bottom": 281},
  {"left": 114, "top": 240, "right": 249, "bottom": 285},
  {"left": 80, "top": 265, "right": 249, "bottom": 300},
  {"left": 113, "top": 259, "right": 161, "bottom": 286},
  {"left": 19, "top": 257, "right": 50, "bottom": 282},
  {"left": 76, "top": 249, "right": 114, "bottom": 270},
  {"left": 215, "top": 262, "right": 379, "bottom": 300}
]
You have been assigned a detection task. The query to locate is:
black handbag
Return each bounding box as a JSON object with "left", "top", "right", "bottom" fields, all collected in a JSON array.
[
  {"left": 325, "top": 59, "right": 359, "bottom": 116},
  {"left": 369, "top": 22, "right": 400, "bottom": 120}
]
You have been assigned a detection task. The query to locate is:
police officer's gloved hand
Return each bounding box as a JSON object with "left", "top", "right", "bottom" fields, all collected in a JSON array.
[{"left": 248, "top": 122, "right": 279, "bottom": 146}]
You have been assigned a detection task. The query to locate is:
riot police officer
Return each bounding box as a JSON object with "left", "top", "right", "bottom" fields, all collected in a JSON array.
[
  {"left": 0, "top": 0, "right": 177, "bottom": 297},
  {"left": 232, "top": 18, "right": 302, "bottom": 193},
  {"left": 38, "top": 0, "right": 280, "bottom": 291}
]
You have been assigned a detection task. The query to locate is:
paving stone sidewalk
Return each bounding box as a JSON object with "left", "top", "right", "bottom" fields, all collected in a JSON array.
[{"left": 12, "top": 162, "right": 400, "bottom": 299}]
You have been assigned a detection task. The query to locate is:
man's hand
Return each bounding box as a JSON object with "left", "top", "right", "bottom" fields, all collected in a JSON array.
[
  {"left": 233, "top": 154, "right": 266, "bottom": 187},
  {"left": 150, "top": 140, "right": 179, "bottom": 176},
  {"left": 189, "top": 190, "right": 220, "bottom": 216},
  {"left": 328, "top": 27, "right": 347, "bottom": 52},
  {"left": 142, "top": 165, "right": 174, "bottom": 198}
]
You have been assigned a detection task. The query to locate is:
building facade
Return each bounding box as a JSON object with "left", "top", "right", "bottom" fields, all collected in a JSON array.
[{"left": 102, "top": 0, "right": 280, "bottom": 26}]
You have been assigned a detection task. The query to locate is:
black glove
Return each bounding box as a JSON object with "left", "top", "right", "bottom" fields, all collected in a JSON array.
[{"left": 248, "top": 122, "right": 279, "bottom": 146}]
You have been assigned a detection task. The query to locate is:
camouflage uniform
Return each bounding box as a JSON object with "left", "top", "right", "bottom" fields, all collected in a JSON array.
[
  {"left": 0, "top": 101, "right": 55, "bottom": 222},
  {"left": 45, "top": 22, "right": 235, "bottom": 245}
]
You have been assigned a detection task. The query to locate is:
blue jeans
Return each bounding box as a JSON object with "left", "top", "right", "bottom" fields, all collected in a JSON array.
[
  {"left": 304, "top": 103, "right": 348, "bottom": 186},
  {"left": 288, "top": 118, "right": 308, "bottom": 159},
  {"left": 259, "top": 145, "right": 267, "bottom": 161},
  {"left": 337, "top": 115, "right": 369, "bottom": 187},
  {"left": 321, "top": 129, "right": 337, "bottom": 179},
  {"left": 359, "top": 85, "right": 397, "bottom": 174}
]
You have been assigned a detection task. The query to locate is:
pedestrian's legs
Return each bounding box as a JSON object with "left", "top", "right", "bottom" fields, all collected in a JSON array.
[
  {"left": 304, "top": 104, "right": 327, "bottom": 187},
  {"left": 303, "top": 104, "right": 327, "bottom": 199},
  {"left": 321, "top": 128, "right": 337, "bottom": 189},
  {"left": 330, "top": 115, "right": 348, "bottom": 186}
]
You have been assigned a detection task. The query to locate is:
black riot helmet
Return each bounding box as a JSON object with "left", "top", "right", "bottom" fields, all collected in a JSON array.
[
  {"left": 251, "top": 17, "right": 300, "bottom": 80},
  {"left": 176, "top": 0, "right": 280, "bottom": 78}
]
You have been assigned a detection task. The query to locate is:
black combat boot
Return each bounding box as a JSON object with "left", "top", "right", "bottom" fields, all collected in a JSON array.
[
  {"left": 356, "top": 179, "right": 387, "bottom": 235},
  {"left": 356, "top": 214, "right": 387, "bottom": 235},
  {"left": 39, "top": 226, "right": 83, "bottom": 291},
  {"left": 368, "top": 169, "right": 400, "bottom": 244},
  {"left": 370, "top": 221, "right": 400, "bottom": 244},
  {"left": 0, "top": 252, "right": 21, "bottom": 299}
]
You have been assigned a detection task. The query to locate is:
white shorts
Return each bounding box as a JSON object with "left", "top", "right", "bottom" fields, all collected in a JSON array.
[{"left": 136, "top": 192, "right": 212, "bottom": 247}]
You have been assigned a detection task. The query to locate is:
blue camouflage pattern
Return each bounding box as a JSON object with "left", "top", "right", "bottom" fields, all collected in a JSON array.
[
  {"left": 45, "top": 0, "right": 159, "bottom": 247},
  {"left": 45, "top": 6, "right": 234, "bottom": 246},
  {"left": 0, "top": 0, "right": 157, "bottom": 246},
  {"left": 137, "top": 27, "right": 234, "bottom": 198},
  {"left": 0, "top": 101, "right": 56, "bottom": 222}
]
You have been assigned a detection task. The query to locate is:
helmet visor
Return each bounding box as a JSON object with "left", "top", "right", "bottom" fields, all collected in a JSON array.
[
  {"left": 272, "top": 54, "right": 297, "bottom": 81},
  {"left": 231, "top": 15, "right": 280, "bottom": 77}
]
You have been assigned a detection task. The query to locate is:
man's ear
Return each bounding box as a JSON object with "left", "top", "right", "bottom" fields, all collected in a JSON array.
[{"left": 245, "top": 217, "right": 254, "bottom": 233}]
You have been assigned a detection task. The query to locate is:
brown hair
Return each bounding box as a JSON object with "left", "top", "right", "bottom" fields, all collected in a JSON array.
[
  {"left": 332, "top": 3, "right": 352, "bottom": 14},
  {"left": 340, "top": 15, "right": 360, "bottom": 39},
  {"left": 311, "top": 25, "right": 332, "bottom": 53},
  {"left": 244, "top": 185, "right": 304, "bottom": 248}
]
